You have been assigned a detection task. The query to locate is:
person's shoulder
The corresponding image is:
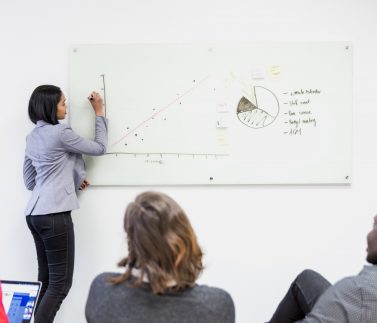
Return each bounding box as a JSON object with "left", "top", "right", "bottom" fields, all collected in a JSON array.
[
  {"left": 193, "top": 284, "right": 234, "bottom": 307},
  {"left": 334, "top": 274, "right": 359, "bottom": 289},
  {"left": 91, "top": 272, "right": 121, "bottom": 286},
  {"left": 88, "top": 272, "right": 137, "bottom": 302},
  {"left": 56, "top": 122, "right": 71, "bottom": 132},
  {"left": 88, "top": 272, "right": 119, "bottom": 291},
  {"left": 27, "top": 122, "right": 59, "bottom": 143},
  {"left": 195, "top": 284, "right": 232, "bottom": 296},
  {"left": 31, "top": 122, "right": 69, "bottom": 138},
  {"left": 190, "top": 284, "right": 235, "bottom": 322},
  {"left": 336, "top": 267, "right": 377, "bottom": 292},
  {"left": 56, "top": 123, "right": 79, "bottom": 143},
  {"left": 330, "top": 274, "right": 363, "bottom": 301}
]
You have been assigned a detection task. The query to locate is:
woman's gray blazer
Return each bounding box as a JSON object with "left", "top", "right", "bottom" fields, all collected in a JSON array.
[{"left": 23, "top": 116, "right": 108, "bottom": 215}]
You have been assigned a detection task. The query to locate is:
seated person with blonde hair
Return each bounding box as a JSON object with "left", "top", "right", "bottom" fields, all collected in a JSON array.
[{"left": 85, "top": 191, "right": 235, "bottom": 323}]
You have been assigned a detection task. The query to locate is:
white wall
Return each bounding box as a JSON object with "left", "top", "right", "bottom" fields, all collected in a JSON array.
[{"left": 1, "top": 1, "right": 377, "bottom": 322}]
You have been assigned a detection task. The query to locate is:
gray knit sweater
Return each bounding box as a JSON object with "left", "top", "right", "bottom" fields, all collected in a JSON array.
[{"left": 85, "top": 272, "right": 235, "bottom": 323}]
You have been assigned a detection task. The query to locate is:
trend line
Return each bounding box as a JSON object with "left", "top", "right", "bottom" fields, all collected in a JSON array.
[{"left": 110, "top": 75, "right": 210, "bottom": 148}]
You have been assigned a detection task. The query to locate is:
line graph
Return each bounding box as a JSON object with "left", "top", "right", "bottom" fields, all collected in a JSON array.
[
  {"left": 96, "top": 69, "right": 230, "bottom": 158},
  {"left": 110, "top": 75, "right": 210, "bottom": 148}
]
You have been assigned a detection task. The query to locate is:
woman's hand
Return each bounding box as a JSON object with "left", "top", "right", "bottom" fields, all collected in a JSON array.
[
  {"left": 79, "top": 179, "right": 90, "bottom": 191},
  {"left": 88, "top": 91, "right": 104, "bottom": 116}
]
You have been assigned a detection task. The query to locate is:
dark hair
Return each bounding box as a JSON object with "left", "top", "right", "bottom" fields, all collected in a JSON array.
[
  {"left": 110, "top": 191, "right": 204, "bottom": 294},
  {"left": 28, "top": 85, "right": 62, "bottom": 124}
]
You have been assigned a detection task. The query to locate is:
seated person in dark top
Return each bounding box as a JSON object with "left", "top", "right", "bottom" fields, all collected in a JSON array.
[
  {"left": 267, "top": 215, "right": 377, "bottom": 323},
  {"left": 85, "top": 191, "right": 235, "bottom": 323}
]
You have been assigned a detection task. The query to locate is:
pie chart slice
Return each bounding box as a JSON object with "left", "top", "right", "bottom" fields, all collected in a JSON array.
[{"left": 237, "top": 86, "right": 279, "bottom": 129}]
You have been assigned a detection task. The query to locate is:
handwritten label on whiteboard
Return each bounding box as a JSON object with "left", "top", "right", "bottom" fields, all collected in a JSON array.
[{"left": 282, "top": 88, "right": 321, "bottom": 136}]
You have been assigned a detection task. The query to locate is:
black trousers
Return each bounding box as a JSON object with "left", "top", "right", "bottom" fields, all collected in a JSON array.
[
  {"left": 26, "top": 211, "right": 74, "bottom": 323},
  {"left": 268, "top": 269, "right": 331, "bottom": 323}
]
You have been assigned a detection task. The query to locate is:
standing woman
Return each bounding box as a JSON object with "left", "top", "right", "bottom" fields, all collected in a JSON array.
[{"left": 23, "top": 85, "right": 108, "bottom": 323}]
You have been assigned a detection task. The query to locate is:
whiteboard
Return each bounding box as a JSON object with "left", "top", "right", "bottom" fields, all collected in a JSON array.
[{"left": 69, "top": 43, "right": 352, "bottom": 185}]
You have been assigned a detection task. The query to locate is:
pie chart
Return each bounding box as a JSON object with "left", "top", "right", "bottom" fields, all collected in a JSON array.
[{"left": 236, "top": 86, "right": 279, "bottom": 129}]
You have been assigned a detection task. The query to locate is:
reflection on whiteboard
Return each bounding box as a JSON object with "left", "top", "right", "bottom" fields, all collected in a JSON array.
[{"left": 69, "top": 43, "right": 352, "bottom": 185}]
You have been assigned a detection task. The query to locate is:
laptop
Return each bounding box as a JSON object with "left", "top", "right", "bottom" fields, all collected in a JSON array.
[{"left": 1, "top": 280, "right": 41, "bottom": 323}]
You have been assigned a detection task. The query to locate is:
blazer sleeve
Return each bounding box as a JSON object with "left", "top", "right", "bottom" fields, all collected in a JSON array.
[
  {"left": 73, "top": 154, "right": 86, "bottom": 189},
  {"left": 23, "top": 155, "right": 36, "bottom": 191},
  {"left": 60, "top": 116, "right": 108, "bottom": 156}
]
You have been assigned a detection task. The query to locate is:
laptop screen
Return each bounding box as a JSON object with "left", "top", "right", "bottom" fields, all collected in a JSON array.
[{"left": 1, "top": 280, "right": 41, "bottom": 323}]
